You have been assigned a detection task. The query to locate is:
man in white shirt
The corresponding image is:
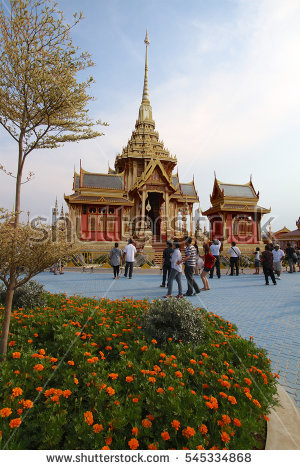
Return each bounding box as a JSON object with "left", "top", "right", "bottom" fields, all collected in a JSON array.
[
  {"left": 272, "top": 244, "right": 285, "bottom": 279},
  {"left": 228, "top": 242, "right": 241, "bottom": 276},
  {"left": 165, "top": 241, "right": 183, "bottom": 298},
  {"left": 209, "top": 239, "right": 221, "bottom": 279},
  {"left": 123, "top": 239, "right": 136, "bottom": 279}
]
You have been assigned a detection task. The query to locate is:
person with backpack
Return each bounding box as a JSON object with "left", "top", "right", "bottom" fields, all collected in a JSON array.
[
  {"left": 228, "top": 242, "right": 241, "bottom": 276},
  {"left": 160, "top": 241, "right": 173, "bottom": 287}
]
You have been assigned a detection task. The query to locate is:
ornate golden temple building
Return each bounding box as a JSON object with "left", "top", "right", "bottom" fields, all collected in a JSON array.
[
  {"left": 64, "top": 31, "right": 199, "bottom": 250},
  {"left": 202, "top": 176, "right": 270, "bottom": 251}
]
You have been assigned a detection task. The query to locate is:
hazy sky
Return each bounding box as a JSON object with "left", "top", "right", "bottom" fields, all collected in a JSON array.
[{"left": 0, "top": 0, "right": 299, "bottom": 231}]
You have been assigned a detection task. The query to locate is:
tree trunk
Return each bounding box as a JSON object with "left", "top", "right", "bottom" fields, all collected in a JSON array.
[
  {"left": 0, "top": 282, "right": 15, "bottom": 360},
  {"left": 14, "top": 138, "right": 24, "bottom": 227}
]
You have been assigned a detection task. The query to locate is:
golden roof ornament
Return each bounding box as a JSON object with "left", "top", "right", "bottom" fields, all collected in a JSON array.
[{"left": 142, "top": 29, "right": 150, "bottom": 104}]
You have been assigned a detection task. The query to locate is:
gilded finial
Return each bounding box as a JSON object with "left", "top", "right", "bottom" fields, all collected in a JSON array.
[{"left": 142, "top": 29, "right": 150, "bottom": 104}]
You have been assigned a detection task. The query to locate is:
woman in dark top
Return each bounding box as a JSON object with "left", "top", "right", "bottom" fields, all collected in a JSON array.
[{"left": 109, "top": 242, "right": 122, "bottom": 279}]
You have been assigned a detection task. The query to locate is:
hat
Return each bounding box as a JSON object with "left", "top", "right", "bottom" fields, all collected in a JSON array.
[
  {"left": 213, "top": 239, "right": 219, "bottom": 244},
  {"left": 274, "top": 244, "right": 280, "bottom": 247}
]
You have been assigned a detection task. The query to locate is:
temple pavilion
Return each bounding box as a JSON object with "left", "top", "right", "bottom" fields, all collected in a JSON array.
[
  {"left": 64, "top": 31, "right": 199, "bottom": 252},
  {"left": 202, "top": 176, "right": 271, "bottom": 252}
]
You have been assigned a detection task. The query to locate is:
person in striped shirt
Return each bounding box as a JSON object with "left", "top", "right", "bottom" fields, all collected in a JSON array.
[{"left": 182, "top": 237, "right": 200, "bottom": 296}]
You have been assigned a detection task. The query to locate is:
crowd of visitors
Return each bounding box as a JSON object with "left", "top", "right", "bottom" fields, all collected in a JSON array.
[{"left": 106, "top": 237, "right": 299, "bottom": 295}]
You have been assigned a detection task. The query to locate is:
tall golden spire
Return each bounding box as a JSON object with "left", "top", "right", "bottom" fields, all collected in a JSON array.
[
  {"left": 142, "top": 29, "right": 150, "bottom": 104},
  {"left": 138, "top": 29, "right": 153, "bottom": 123}
]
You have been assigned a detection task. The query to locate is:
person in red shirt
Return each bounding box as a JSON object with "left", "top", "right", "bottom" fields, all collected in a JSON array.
[{"left": 200, "top": 243, "right": 216, "bottom": 291}]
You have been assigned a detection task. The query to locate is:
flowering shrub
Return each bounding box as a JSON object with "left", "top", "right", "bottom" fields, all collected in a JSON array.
[
  {"left": 142, "top": 297, "right": 204, "bottom": 345},
  {"left": 0, "top": 294, "right": 279, "bottom": 450}
]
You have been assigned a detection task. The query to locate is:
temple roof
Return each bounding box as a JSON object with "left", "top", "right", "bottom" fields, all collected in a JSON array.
[
  {"left": 181, "top": 183, "right": 197, "bottom": 197},
  {"left": 276, "top": 229, "right": 300, "bottom": 239},
  {"left": 82, "top": 173, "right": 123, "bottom": 190},
  {"left": 219, "top": 183, "right": 257, "bottom": 198}
]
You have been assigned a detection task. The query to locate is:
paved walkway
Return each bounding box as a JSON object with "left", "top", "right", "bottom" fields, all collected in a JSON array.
[{"left": 35, "top": 270, "right": 300, "bottom": 407}]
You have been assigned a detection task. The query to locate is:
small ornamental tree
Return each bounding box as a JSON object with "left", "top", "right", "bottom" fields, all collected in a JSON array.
[
  {"left": 0, "top": 210, "right": 78, "bottom": 357},
  {"left": 0, "top": 0, "right": 106, "bottom": 358}
]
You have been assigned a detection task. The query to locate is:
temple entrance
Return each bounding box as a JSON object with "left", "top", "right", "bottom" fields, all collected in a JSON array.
[{"left": 146, "top": 192, "right": 163, "bottom": 239}]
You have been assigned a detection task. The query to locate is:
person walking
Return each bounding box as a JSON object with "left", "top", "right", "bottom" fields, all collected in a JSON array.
[
  {"left": 253, "top": 247, "right": 260, "bottom": 274},
  {"left": 261, "top": 245, "right": 276, "bottom": 285},
  {"left": 182, "top": 237, "right": 200, "bottom": 296},
  {"left": 285, "top": 242, "right": 296, "bottom": 273},
  {"left": 228, "top": 242, "right": 241, "bottom": 276},
  {"left": 109, "top": 242, "right": 122, "bottom": 279},
  {"left": 272, "top": 244, "right": 284, "bottom": 279},
  {"left": 123, "top": 239, "right": 136, "bottom": 279},
  {"left": 201, "top": 243, "right": 216, "bottom": 291},
  {"left": 209, "top": 239, "right": 221, "bottom": 278},
  {"left": 164, "top": 241, "right": 183, "bottom": 298},
  {"left": 160, "top": 241, "right": 173, "bottom": 287}
]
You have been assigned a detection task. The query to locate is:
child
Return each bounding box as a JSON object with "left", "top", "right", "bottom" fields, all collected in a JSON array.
[{"left": 253, "top": 247, "right": 260, "bottom": 274}]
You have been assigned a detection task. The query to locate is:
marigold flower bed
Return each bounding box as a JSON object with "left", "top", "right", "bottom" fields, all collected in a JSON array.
[{"left": 0, "top": 294, "right": 278, "bottom": 450}]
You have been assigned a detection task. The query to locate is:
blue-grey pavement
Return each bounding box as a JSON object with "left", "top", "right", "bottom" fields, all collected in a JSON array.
[{"left": 35, "top": 270, "right": 300, "bottom": 407}]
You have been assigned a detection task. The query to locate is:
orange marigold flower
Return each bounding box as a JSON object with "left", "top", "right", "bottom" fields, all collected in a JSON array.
[
  {"left": 187, "top": 368, "right": 194, "bottom": 375},
  {"left": 36, "top": 387, "right": 43, "bottom": 392},
  {"left": 161, "top": 431, "right": 170, "bottom": 441},
  {"left": 51, "top": 395, "right": 59, "bottom": 402},
  {"left": 126, "top": 376, "right": 134, "bottom": 383},
  {"left": 182, "top": 427, "right": 196, "bottom": 438},
  {"left": 244, "top": 378, "right": 252, "bottom": 386},
  {"left": 12, "top": 352, "right": 21, "bottom": 358},
  {"left": 168, "top": 386, "right": 174, "bottom": 391},
  {"left": 106, "top": 387, "right": 115, "bottom": 396},
  {"left": 221, "top": 431, "right": 230, "bottom": 443},
  {"left": 228, "top": 369, "right": 234, "bottom": 375},
  {"left": 175, "top": 371, "right": 182, "bottom": 378},
  {"left": 93, "top": 424, "right": 103, "bottom": 433},
  {"left": 9, "top": 418, "right": 22, "bottom": 428},
  {"left": 228, "top": 396, "right": 237, "bottom": 405},
  {"left": 105, "top": 436, "right": 112, "bottom": 446},
  {"left": 33, "top": 364, "right": 44, "bottom": 372},
  {"left": 196, "top": 445, "right": 205, "bottom": 450},
  {"left": 233, "top": 418, "right": 242, "bottom": 427},
  {"left": 263, "top": 415, "right": 269, "bottom": 422},
  {"left": 222, "top": 415, "right": 231, "bottom": 424},
  {"left": 151, "top": 339, "right": 157, "bottom": 344},
  {"left": 132, "top": 398, "right": 139, "bottom": 403},
  {"left": 101, "top": 446, "right": 110, "bottom": 450},
  {"left": 128, "top": 438, "right": 139, "bottom": 450},
  {"left": 63, "top": 390, "right": 72, "bottom": 398},
  {"left": 156, "top": 388, "right": 164, "bottom": 394},
  {"left": 74, "top": 377, "right": 79, "bottom": 385},
  {"left": 141, "top": 346, "right": 148, "bottom": 352},
  {"left": 147, "top": 414, "right": 155, "bottom": 421},
  {"left": 11, "top": 387, "right": 23, "bottom": 397},
  {"left": 171, "top": 420, "right": 180, "bottom": 430},
  {"left": 219, "top": 392, "right": 227, "bottom": 398},
  {"left": 148, "top": 443, "right": 157, "bottom": 450},
  {"left": 9, "top": 341, "right": 16, "bottom": 347},
  {"left": 0, "top": 408, "right": 12, "bottom": 418},
  {"left": 252, "top": 399, "right": 261, "bottom": 408},
  {"left": 108, "top": 373, "right": 118, "bottom": 380},
  {"left": 84, "top": 411, "right": 94, "bottom": 426},
  {"left": 190, "top": 359, "right": 196, "bottom": 364},
  {"left": 142, "top": 419, "right": 152, "bottom": 428},
  {"left": 199, "top": 424, "right": 208, "bottom": 435},
  {"left": 132, "top": 427, "right": 139, "bottom": 436},
  {"left": 68, "top": 361, "right": 74, "bottom": 366},
  {"left": 148, "top": 377, "right": 156, "bottom": 383},
  {"left": 39, "top": 349, "right": 45, "bottom": 355},
  {"left": 22, "top": 400, "right": 33, "bottom": 409}
]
